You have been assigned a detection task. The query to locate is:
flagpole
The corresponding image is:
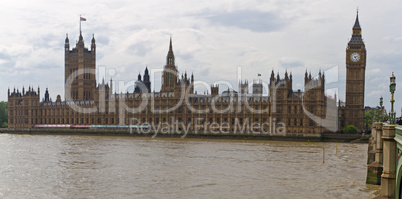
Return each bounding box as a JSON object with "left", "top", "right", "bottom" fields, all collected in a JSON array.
[{"left": 79, "top": 14, "right": 81, "bottom": 33}]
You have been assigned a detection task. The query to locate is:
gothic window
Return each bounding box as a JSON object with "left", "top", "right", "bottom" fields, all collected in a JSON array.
[
  {"left": 277, "top": 105, "right": 282, "bottom": 113},
  {"left": 277, "top": 91, "right": 282, "bottom": 99}
]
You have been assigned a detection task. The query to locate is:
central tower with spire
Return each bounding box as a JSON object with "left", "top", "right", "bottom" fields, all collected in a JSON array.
[
  {"left": 161, "top": 37, "right": 178, "bottom": 92},
  {"left": 345, "top": 10, "right": 366, "bottom": 131}
]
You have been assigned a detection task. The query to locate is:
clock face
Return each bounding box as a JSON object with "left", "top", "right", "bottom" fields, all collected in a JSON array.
[{"left": 350, "top": 52, "right": 360, "bottom": 62}]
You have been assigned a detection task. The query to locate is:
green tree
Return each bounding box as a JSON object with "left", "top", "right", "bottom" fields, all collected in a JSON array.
[
  {"left": 1, "top": 122, "right": 7, "bottom": 128},
  {"left": 344, "top": 125, "right": 358, "bottom": 134},
  {"left": 364, "top": 109, "right": 378, "bottom": 130},
  {"left": 364, "top": 108, "right": 389, "bottom": 130},
  {"left": 0, "top": 101, "right": 7, "bottom": 127}
]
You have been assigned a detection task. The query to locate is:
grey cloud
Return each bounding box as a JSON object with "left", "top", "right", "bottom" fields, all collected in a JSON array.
[
  {"left": 370, "top": 53, "right": 402, "bottom": 67},
  {"left": 95, "top": 35, "right": 110, "bottom": 46},
  {"left": 128, "top": 41, "right": 151, "bottom": 57},
  {"left": 178, "top": 52, "right": 193, "bottom": 60},
  {"left": 0, "top": 52, "right": 11, "bottom": 60},
  {"left": 0, "top": 60, "right": 16, "bottom": 71},
  {"left": 279, "top": 58, "right": 304, "bottom": 68},
  {"left": 31, "top": 34, "right": 61, "bottom": 49},
  {"left": 197, "top": 10, "right": 287, "bottom": 32}
]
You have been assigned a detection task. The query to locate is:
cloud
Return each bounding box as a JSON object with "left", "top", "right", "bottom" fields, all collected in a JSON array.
[
  {"left": 279, "top": 57, "right": 304, "bottom": 68},
  {"left": 197, "top": 9, "right": 287, "bottom": 32},
  {"left": 368, "top": 90, "right": 382, "bottom": 97},
  {"left": 128, "top": 41, "right": 151, "bottom": 57},
  {"left": 95, "top": 35, "right": 110, "bottom": 46}
]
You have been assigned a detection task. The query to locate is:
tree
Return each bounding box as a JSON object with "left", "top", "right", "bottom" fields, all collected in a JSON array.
[
  {"left": 344, "top": 125, "right": 358, "bottom": 134},
  {"left": 364, "top": 109, "right": 378, "bottom": 130},
  {"left": 1, "top": 122, "right": 7, "bottom": 128},
  {"left": 364, "top": 108, "right": 389, "bottom": 130},
  {"left": 0, "top": 101, "right": 7, "bottom": 127}
]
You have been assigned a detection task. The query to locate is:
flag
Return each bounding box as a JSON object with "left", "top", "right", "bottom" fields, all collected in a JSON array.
[
  {"left": 80, "top": 17, "right": 86, "bottom": 21},
  {"left": 258, "top": 73, "right": 261, "bottom": 77}
]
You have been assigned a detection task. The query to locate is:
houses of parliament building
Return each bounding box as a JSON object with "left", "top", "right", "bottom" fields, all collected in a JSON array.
[{"left": 7, "top": 13, "right": 366, "bottom": 134}]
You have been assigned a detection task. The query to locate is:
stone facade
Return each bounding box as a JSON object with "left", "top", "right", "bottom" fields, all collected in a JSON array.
[
  {"left": 7, "top": 13, "right": 366, "bottom": 134},
  {"left": 341, "top": 12, "right": 367, "bottom": 131}
]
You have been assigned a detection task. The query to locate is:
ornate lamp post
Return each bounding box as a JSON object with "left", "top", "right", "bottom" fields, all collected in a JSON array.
[
  {"left": 379, "top": 96, "right": 383, "bottom": 122},
  {"left": 389, "top": 72, "right": 396, "bottom": 124}
]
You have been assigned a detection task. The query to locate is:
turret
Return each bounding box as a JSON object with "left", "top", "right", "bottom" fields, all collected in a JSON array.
[
  {"left": 143, "top": 67, "right": 151, "bottom": 93},
  {"left": 211, "top": 84, "right": 219, "bottom": 96},
  {"left": 285, "top": 70, "right": 288, "bottom": 80},
  {"left": 270, "top": 70, "right": 275, "bottom": 83},
  {"left": 65, "top": 34, "right": 69, "bottom": 52},
  {"left": 78, "top": 32, "right": 83, "bottom": 43},
  {"left": 304, "top": 70, "right": 309, "bottom": 85},
  {"left": 138, "top": 73, "right": 142, "bottom": 81},
  {"left": 44, "top": 88, "right": 50, "bottom": 102},
  {"left": 276, "top": 73, "right": 280, "bottom": 83},
  {"left": 166, "top": 37, "right": 175, "bottom": 65},
  {"left": 161, "top": 37, "right": 178, "bottom": 92},
  {"left": 91, "top": 34, "right": 96, "bottom": 51}
]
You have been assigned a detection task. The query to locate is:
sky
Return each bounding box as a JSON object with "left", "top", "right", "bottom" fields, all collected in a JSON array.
[{"left": 0, "top": 0, "right": 402, "bottom": 115}]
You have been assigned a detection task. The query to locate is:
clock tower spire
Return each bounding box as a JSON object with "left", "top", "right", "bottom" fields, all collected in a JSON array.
[
  {"left": 161, "top": 37, "right": 178, "bottom": 92},
  {"left": 344, "top": 10, "right": 366, "bottom": 132}
]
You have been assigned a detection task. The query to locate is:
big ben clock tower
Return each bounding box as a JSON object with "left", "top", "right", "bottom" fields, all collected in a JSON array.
[{"left": 345, "top": 11, "right": 366, "bottom": 132}]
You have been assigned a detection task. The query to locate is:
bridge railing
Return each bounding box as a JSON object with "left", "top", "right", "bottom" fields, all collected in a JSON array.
[
  {"left": 366, "top": 122, "right": 398, "bottom": 198},
  {"left": 394, "top": 125, "right": 402, "bottom": 198}
]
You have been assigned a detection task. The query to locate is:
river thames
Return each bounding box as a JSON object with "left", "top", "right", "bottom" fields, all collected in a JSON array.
[{"left": 0, "top": 134, "right": 378, "bottom": 198}]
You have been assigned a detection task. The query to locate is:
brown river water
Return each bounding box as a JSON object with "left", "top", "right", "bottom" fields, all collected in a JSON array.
[{"left": 0, "top": 134, "right": 379, "bottom": 198}]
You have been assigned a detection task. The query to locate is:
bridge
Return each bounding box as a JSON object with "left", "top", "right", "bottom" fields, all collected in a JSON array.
[{"left": 366, "top": 122, "right": 402, "bottom": 198}]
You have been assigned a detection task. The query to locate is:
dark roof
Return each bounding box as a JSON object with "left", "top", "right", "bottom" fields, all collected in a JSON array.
[
  {"left": 348, "top": 35, "right": 364, "bottom": 45},
  {"left": 353, "top": 13, "right": 361, "bottom": 30}
]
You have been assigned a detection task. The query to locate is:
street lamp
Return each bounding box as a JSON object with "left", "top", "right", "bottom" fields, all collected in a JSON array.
[
  {"left": 379, "top": 96, "right": 383, "bottom": 122},
  {"left": 389, "top": 72, "right": 396, "bottom": 124}
]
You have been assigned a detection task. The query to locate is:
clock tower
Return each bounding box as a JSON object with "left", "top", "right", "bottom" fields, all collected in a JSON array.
[{"left": 345, "top": 11, "right": 366, "bottom": 132}]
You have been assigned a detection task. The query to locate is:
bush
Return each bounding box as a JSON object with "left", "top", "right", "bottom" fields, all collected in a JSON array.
[{"left": 343, "top": 125, "right": 357, "bottom": 134}]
